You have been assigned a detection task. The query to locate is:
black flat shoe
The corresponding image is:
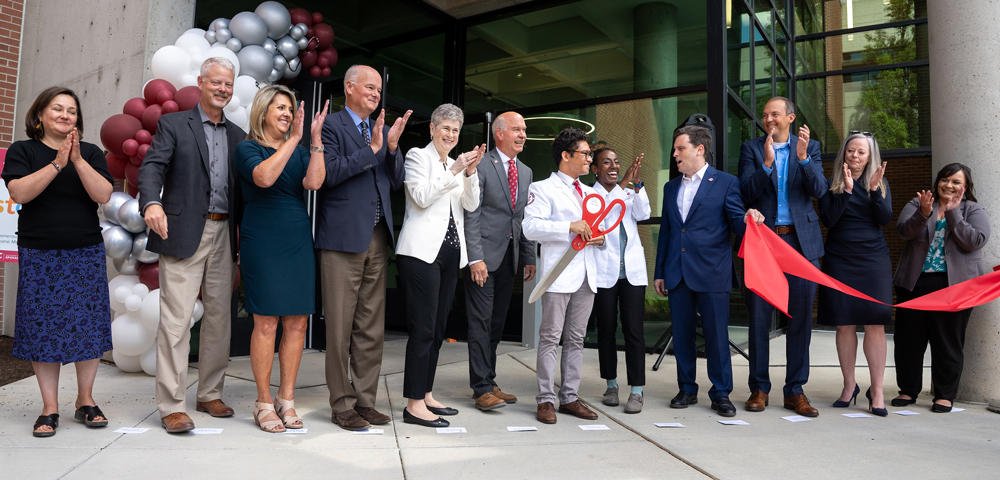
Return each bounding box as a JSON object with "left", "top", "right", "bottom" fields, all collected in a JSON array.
[
  {"left": 670, "top": 391, "right": 698, "bottom": 409},
  {"left": 427, "top": 406, "right": 459, "bottom": 416},
  {"left": 403, "top": 408, "right": 450, "bottom": 428},
  {"left": 711, "top": 396, "right": 737, "bottom": 417},
  {"left": 891, "top": 396, "right": 917, "bottom": 407},
  {"left": 33, "top": 414, "right": 59, "bottom": 438},
  {"left": 74, "top": 405, "right": 109, "bottom": 427},
  {"left": 931, "top": 402, "right": 953, "bottom": 413}
]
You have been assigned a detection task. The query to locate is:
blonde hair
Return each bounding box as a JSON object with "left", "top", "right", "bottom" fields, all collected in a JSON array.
[
  {"left": 828, "top": 133, "right": 886, "bottom": 197},
  {"left": 246, "top": 85, "right": 297, "bottom": 144}
]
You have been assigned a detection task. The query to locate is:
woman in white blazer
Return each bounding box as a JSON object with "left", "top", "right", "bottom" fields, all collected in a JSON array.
[
  {"left": 396, "top": 103, "right": 485, "bottom": 428},
  {"left": 590, "top": 147, "right": 651, "bottom": 414}
]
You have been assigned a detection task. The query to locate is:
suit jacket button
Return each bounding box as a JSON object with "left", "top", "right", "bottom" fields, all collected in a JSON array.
[
  {"left": 681, "top": 248, "right": 686, "bottom": 252},
  {"left": 681, "top": 228, "right": 686, "bottom": 232},
  {"left": 371, "top": 201, "right": 376, "bottom": 205}
]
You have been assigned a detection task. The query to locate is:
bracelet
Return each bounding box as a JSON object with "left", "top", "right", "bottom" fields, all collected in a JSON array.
[
  {"left": 50, "top": 161, "right": 61, "bottom": 173},
  {"left": 310, "top": 145, "right": 324, "bottom": 153}
]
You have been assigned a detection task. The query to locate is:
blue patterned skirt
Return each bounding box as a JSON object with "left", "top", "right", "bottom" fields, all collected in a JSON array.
[{"left": 12, "top": 243, "right": 112, "bottom": 363}]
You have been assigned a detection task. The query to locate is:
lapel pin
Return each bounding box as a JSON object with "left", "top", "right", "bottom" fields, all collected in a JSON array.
[{"left": 709, "top": 178, "right": 714, "bottom": 182}]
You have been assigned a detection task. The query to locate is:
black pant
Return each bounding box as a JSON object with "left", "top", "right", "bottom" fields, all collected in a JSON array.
[
  {"left": 465, "top": 241, "right": 516, "bottom": 397},
  {"left": 594, "top": 278, "right": 646, "bottom": 386},
  {"left": 399, "top": 244, "right": 460, "bottom": 400},
  {"left": 894, "top": 272, "right": 972, "bottom": 401}
]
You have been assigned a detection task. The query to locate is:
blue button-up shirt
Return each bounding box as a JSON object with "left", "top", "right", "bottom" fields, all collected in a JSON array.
[
  {"left": 344, "top": 106, "right": 397, "bottom": 157},
  {"left": 761, "top": 141, "right": 810, "bottom": 226}
]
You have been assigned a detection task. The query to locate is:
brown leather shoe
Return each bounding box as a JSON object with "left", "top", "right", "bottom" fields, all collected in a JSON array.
[
  {"left": 784, "top": 393, "right": 819, "bottom": 417},
  {"left": 333, "top": 409, "right": 371, "bottom": 431},
  {"left": 558, "top": 400, "right": 598, "bottom": 420},
  {"left": 475, "top": 391, "right": 507, "bottom": 411},
  {"left": 161, "top": 412, "right": 195, "bottom": 433},
  {"left": 354, "top": 406, "right": 391, "bottom": 425},
  {"left": 493, "top": 386, "right": 517, "bottom": 404},
  {"left": 537, "top": 402, "right": 557, "bottom": 424},
  {"left": 745, "top": 390, "right": 769, "bottom": 412},
  {"left": 195, "top": 399, "right": 234, "bottom": 418}
]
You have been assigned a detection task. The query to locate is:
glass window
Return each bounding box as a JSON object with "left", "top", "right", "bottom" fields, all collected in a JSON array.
[
  {"left": 794, "top": 0, "right": 924, "bottom": 36},
  {"left": 331, "top": 34, "right": 446, "bottom": 110},
  {"left": 727, "top": 0, "right": 753, "bottom": 109},
  {"left": 754, "top": 0, "right": 773, "bottom": 40},
  {"left": 796, "top": 24, "right": 927, "bottom": 74}
]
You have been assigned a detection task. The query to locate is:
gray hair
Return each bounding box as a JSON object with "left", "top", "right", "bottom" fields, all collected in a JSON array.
[
  {"left": 492, "top": 115, "right": 506, "bottom": 141},
  {"left": 200, "top": 57, "right": 236, "bottom": 77},
  {"left": 828, "top": 133, "right": 886, "bottom": 197},
  {"left": 768, "top": 96, "right": 796, "bottom": 115},
  {"left": 431, "top": 103, "right": 463, "bottom": 128},
  {"left": 343, "top": 64, "right": 365, "bottom": 93}
]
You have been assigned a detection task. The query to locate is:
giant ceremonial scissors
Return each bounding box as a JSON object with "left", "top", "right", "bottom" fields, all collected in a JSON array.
[{"left": 528, "top": 193, "right": 626, "bottom": 303}]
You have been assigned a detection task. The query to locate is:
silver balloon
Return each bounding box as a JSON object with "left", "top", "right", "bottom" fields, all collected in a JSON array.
[
  {"left": 229, "top": 11, "right": 268, "bottom": 47},
  {"left": 266, "top": 68, "right": 282, "bottom": 83},
  {"left": 117, "top": 199, "right": 146, "bottom": 234},
  {"left": 102, "top": 192, "right": 131, "bottom": 225},
  {"left": 215, "top": 27, "right": 232, "bottom": 43},
  {"left": 263, "top": 38, "right": 277, "bottom": 55},
  {"left": 296, "top": 37, "right": 308, "bottom": 50},
  {"left": 103, "top": 226, "right": 133, "bottom": 259},
  {"left": 255, "top": 1, "right": 293, "bottom": 40},
  {"left": 275, "top": 35, "right": 299, "bottom": 61},
  {"left": 131, "top": 232, "right": 159, "bottom": 263},
  {"left": 283, "top": 57, "right": 301, "bottom": 79},
  {"left": 295, "top": 23, "right": 308, "bottom": 34},
  {"left": 272, "top": 54, "right": 287, "bottom": 72},
  {"left": 113, "top": 254, "right": 140, "bottom": 275},
  {"left": 226, "top": 37, "right": 243, "bottom": 53},
  {"left": 289, "top": 25, "right": 304, "bottom": 41},
  {"left": 204, "top": 29, "right": 218, "bottom": 44},
  {"left": 211, "top": 18, "right": 229, "bottom": 31},
  {"left": 237, "top": 45, "right": 274, "bottom": 83},
  {"left": 100, "top": 221, "right": 115, "bottom": 232}
]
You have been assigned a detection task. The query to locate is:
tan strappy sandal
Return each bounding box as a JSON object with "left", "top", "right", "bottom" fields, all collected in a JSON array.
[
  {"left": 253, "top": 401, "right": 286, "bottom": 433},
  {"left": 274, "top": 396, "right": 303, "bottom": 429}
]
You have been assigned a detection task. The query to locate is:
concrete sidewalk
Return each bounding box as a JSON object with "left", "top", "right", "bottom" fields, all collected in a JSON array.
[{"left": 1, "top": 331, "right": 996, "bottom": 479}]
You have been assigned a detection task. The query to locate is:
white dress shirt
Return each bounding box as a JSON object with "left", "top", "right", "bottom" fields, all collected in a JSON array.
[{"left": 677, "top": 163, "right": 709, "bottom": 222}]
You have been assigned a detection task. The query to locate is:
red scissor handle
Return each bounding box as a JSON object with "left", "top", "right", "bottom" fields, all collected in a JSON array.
[{"left": 571, "top": 193, "right": 626, "bottom": 250}]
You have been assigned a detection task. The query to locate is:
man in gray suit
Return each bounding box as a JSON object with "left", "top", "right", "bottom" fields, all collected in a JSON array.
[
  {"left": 138, "top": 57, "right": 245, "bottom": 433},
  {"left": 464, "top": 111, "right": 536, "bottom": 411}
]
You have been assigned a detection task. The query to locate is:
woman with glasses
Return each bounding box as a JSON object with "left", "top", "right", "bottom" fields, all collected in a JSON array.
[
  {"left": 892, "top": 163, "right": 989, "bottom": 413},
  {"left": 817, "top": 132, "right": 892, "bottom": 416}
]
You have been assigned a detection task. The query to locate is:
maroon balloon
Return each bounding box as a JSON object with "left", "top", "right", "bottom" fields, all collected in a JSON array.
[
  {"left": 161, "top": 100, "right": 179, "bottom": 114},
  {"left": 143, "top": 79, "right": 176, "bottom": 107},
  {"left": 137, "top": 144, "right": 150, "bottom": 161},
  {"left": 301, "top": 50, "right": 318, "bottom": 69},
  {"left": 138, "top": 261, "right": 160, "bottom": 291},
  {"left": 122, "top": 139, "right": 139, "bottom": 156},
  {"left": 316, "top": 56, "right": 329, "bottom": 68},
  {"left": 314, "top": 23, "right": 334, "bottom": 49},
  {"left": 100, "top": 114, "right": 143, "bottom": 156},
  {"left": 135, "top": 129, "right": 153, "bottom": 145},
  {"left": 307, "top": 38, "right": 317, "bottom": 51},
  {"left": 141, "top": 104, "right": 163, "bottom": 134},
  {"left": 124, "top": 162, "right": 140, "bottom": 188},
  {"left": 156, "top": 90, "right": 174, "bottom": 105},
  {"left": 311, "top": 12, "right": 323, "bottom": 24},
  {"left": 289, "top": 8, "right": 312, "bottom": 27},
  {"left": 324, "top": 47, "right": 338, "bottom": 68},
  {"left": 105, "top": 152, "right": 128, "bottom": 180},
  {"left": 307, "top": 27, "right": 314, "bottom": 39},
  {"left": 321, "top": 67, "right": 331, "bottom": 77},
  {"left": 174, "top": 86, "right": 202, "bottom": 111},
  {"left": 309, "top": 66, "right": 322, "bottom": 78},
  {"left": 123, "top": 97, "right": 149, "bottom": 120},
  {"left": 130, "top": 155, "right": 141, "bottom": 165}
]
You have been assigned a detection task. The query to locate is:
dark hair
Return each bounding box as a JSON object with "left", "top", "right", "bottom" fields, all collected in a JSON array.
[
  {"left": 25, "top": 86, "right": 83, "bottom": 141},
  {"left": 590, "top": 144, "right": 615, "bottom": 172},
  {"left": 673, "top": 125, "right": 712, "bottom": 154},
  {"left": 551, "top": 127, "right": 590, "bottom": 168},
  {"left": 767, "top": 96, "right": 795, "bottom": 115},
  {"left": 932, "top": 163, "right": 977, "bottom": 203}
]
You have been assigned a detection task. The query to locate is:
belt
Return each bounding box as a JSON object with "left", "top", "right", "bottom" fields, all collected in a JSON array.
[
  {"left": 774, "top": 225, "right": 795, "bottom": 235},
  {"left": 205, "top": 213, "right": 229, "bottom": 221}
]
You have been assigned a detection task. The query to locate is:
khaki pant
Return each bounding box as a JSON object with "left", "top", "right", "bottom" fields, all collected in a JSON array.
[
  {"left": 155, "top": 219, "right": 233, "bottom": 417},
  {"left": 536, "top": 274, "right": 595, "bottom": 406}
]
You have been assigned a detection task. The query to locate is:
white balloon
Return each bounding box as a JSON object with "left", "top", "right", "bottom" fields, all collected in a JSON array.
[
  {"left": 226, "top": 106, "right": 249, "bottom": 131},
  {"left": 175, "top": 33, "right": 211, "bottom": 55},
  {"left": 125, "top": 294, "right": 143, "bottom": 313},
  {"left": 189, "top": 52, "right": 206, "bottom": 71},
  {"left": 233, "top": 75, "right": 259, "bottom": 107},
  {"left": 111, "top": 312, "right": 155, "bottom": 356},
  {"left": 204, "top": 46, "right": 241, "bottom": 77},
  {"left": 190, "top": 315, "right": 198, "bottom": 328},
  {"left": 225, "top": 95, "right": 241, "bottom": 112},
  {"left": 114, "top": 286, "right": 132, "bottom": 304},
  {"left": 140, "top": 289, "right": 161, "bottom": 332},
  {"left": 108, "top": 275, "right": 140, "bottom": 314},
  {"left": 151, "top": 45, "right": 191, "bottom": 90},
  {"left": 184, "top": 28, "right": 207, "bottom": 37},
  {"left": 140, "top": 344, "right": 157, "bottom": 376},
  {"left": 192, "top": 299, "right": 205, "bottom": 321},
  {"left": 131, "top": 283, "right": 150, "bottom": 298},
  {"left": 181, "top": 74, "right": 198, "bottom": 87},
  {"left": 112, "top": 348, "right": 143, "bottom": 373}
]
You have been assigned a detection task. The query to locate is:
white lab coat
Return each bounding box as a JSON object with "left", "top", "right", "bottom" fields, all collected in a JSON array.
[{"left": 592, "top": 183, "right": 651, "bottom": 288}]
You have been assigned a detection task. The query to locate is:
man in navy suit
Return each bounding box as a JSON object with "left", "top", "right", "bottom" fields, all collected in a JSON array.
[
  {"left": 316, "top": 64, "right": 412, "bottom": 431},
  {"left": 654, "top": 126, "right": 764, "bottom": 417},
  {"left": 738, "top": 97, "right": 827, "bottom": 417}
]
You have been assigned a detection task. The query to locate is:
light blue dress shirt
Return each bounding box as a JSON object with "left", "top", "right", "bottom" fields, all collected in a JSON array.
[{"left": 761, "top": 141, "right": 810, "bottom": 226}]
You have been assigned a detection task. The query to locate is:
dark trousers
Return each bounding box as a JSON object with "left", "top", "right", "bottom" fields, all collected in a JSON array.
[
  {"left": 399, "top": 243, "right": 460, "bottom": 400},
  {"left": 745, "top": 232, "right": 817, "bottom": 398},
  {"left": 594, "top": 278, "right": 646, "bottom": 386},
  {"left": 894, "top": 272, "right": 972, "bottom": 401},
  {"left": 465, "top": 242, "right": 516, "bottom": 397},
  {"left": 668, "top": 279, "right": 733, "bottom": 401}
]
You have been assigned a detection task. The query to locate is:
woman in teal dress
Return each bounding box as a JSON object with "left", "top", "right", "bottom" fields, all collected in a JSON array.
[{"left": 235, "top": 85, "right": 328, "bottom": 433}]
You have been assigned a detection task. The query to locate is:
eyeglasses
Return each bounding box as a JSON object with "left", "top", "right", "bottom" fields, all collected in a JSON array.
[
  {"left": 849, "top": 131, "right": 873, "bottom": 137},
  {"left": 570, "top": 150, "right": 594, "bottom": 159}
]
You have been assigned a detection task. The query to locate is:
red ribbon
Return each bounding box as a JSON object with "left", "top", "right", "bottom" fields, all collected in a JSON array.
[{"left": 737, "top": 220, "right": 1000, "bottom": 316}]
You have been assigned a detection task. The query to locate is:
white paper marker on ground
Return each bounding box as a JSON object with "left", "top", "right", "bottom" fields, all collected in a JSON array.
[
  {"left": 579, "top": 424, "right": 611, "bottom": 431},
  {"left": 436, "top": 427, "right": 467, "bottom": 434},
  {"left": 952, "top": 408, "right": 966, "bottom": 412},
  {"left": 352, "top": 429, "right": 382, "bottom": 435},
  {"left": 507, "top": 426, "right": 538, "bottom": 432},
  {"left": 842, "top": 413, "right": 872, "bottom": 418},
  {"left": 893, "top": 410, "right": 920, "bottom": 416},
  {"left": 781, "top": 415, "right": 812, "bottom": 422},
  {"left": 282, "top": 428, "right": 308, "bottom": 434},
  {"left": 654, "top": 423, "right": 686, "bottom": 428},
  {"left": 188, "top": 428, "right": 223, "bottom": 434},
  {"left": 718, "top": 420, "right": 750, "bottom": 425},
  {"left": 113, "top": 427, "right": 150, "bottom": 434}
]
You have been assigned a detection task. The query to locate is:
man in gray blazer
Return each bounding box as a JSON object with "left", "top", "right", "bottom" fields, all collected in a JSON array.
[
  {"left": 464, "top": 111, "right": 536, "bottom": 411},
  {"left": 138, "top": 57, "right": 245, "bottom": 433}
]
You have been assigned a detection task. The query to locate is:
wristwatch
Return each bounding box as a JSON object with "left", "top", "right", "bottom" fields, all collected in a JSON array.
[
  {"left": 310, "top": 145, "right": 324, "bottom": 152},
  {"left": 633, "top": 181, "right": 643, "bottom": 189}
]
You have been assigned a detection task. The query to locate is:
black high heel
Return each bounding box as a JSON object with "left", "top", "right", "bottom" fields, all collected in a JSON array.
[
  {"left": 866, "top": 388, "right": 888, "bottom": 417},
  {"left": 832, "top": 384, "right": 860, "bottom": 408}
]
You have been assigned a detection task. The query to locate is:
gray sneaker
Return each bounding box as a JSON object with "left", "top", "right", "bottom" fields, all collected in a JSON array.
[
  {"left": 623, "top": 393, "right": 643, "bottom": 414},
  {"left": 602, "top": 387, "right": 619, "bottom": 406}
]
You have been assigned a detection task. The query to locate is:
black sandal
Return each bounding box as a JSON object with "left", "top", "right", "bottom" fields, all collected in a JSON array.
[
  {"left": 74, "top": 405, "right": 109, "bottom": 427},
  {"left": 33, "top": 414, "right": 59, "bottom": 437}
]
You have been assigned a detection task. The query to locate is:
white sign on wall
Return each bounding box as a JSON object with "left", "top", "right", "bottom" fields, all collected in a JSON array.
[{"left": 0, "top": 148, "right": 20, "bottom": 262}]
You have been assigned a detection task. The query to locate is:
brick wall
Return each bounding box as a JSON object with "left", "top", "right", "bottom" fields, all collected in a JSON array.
[{"left": 0, "top": 0, "right": 23, "bottom": 333}]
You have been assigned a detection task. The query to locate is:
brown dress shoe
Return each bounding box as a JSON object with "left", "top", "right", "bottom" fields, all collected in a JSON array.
[
  {"left": 195, "top": 399, "right": 234, "bottom": 418},
  {"left": 333, "top": 409, "right": 371, "bottom": 431},
  {"left": 537, "top": 402, "right": 557, "bottom": 424},
  {"left": 493, "top": 386, "right": 517, "bottom": 404},
  {"left": 745, "top": 390, "right": 769, "bottom": 412},
  {"left": 161, "top": 412, "right": 195, "bottom": 433},
  {"left": 475, "top": 391, "right": 507, "bottom": 411},
  {"left": 558, "top": 400, "right": 598, "bottom": 420},
  {"left": 354, "top": 406, "right": 391, "bottom": 425},
  {"left": 784, "top": 393, "right": 819, "bottom": 417}
]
